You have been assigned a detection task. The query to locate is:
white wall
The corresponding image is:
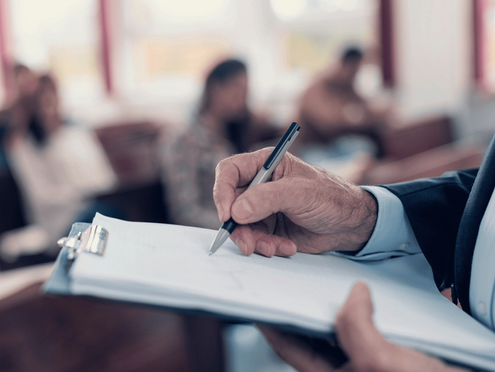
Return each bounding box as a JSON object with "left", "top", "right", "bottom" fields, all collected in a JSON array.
[{"left": 394, "top": 0, "right": 472, "bottom": 122}]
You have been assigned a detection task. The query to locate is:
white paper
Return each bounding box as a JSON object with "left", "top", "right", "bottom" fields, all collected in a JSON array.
[{"left": 69, "top": 214, "right": 495, "bottom": 370}]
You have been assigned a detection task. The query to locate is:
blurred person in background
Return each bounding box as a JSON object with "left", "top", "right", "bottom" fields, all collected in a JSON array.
[
  {"left": 0, "top": 73, "right": 116, "bottom": 263},
  {"left": 0, "top": 63, "right": 39, "bottom": 172},
  {"left": 296, "top": 46, "right": 391, "bottom": 183},
  {"left": 161, "top": 58, "right": 279, "bottom": 229}
]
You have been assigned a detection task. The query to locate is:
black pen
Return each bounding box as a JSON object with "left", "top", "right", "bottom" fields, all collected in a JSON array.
[{"left": 209, "top": 122, "right": 301, "bottom": 255}]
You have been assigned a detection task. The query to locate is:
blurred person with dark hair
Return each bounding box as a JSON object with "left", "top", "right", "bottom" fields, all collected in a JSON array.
[
  {"left": 1, "top": 63, "right": 39, "bottom": 130},
  {"left": 161, "top": 58, "right": 279, "bottom": 229},
  {"left": 8, "top": 63, "right": 39, "bottom": 110},
  {"left": 0, "top": 63, "right": 39, "bottom": 171},
  {"left": 0, "top": 73, "right": 116, "bottom": 262},
  {"left": 296, "top": 46, "right": 391, "bottom": 183}
]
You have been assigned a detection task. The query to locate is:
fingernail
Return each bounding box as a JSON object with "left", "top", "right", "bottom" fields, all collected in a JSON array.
[
  {"left": 236, "top": 238, "right": 248, "bottom": 255},
  {"left": 258, "top": 241, "right": 272, "bottom": 257},
  {"left": 281, "top": 242, "right": 297, "bottom": 256},
  {"left": 234, "top": 199, "right": 253, "bottom": 220}
]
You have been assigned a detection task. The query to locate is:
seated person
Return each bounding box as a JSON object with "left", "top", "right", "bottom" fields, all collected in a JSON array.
[
  {"left": 0, "top": 63, "right": 39, "bottom": 172},
  {"left": 296, "top": 46, "right": 391, "bottom": 183},
  {"left": 160, "top": 58, "right": 278, "bottom": 229},
  {"left": 0, "top": 74, "right": 116, "bottom": 262}
]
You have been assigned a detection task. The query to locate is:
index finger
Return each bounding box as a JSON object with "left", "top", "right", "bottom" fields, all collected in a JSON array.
[{"left": 213, "top": 148, "right": 274, "bottom": 222}]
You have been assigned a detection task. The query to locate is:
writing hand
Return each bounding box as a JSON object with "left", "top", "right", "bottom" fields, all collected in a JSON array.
[{"left": 213, "top": 148, "right": 377, "bottom": 257}]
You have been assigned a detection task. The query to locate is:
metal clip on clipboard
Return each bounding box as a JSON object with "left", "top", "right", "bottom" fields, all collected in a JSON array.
[{"left": 57, "top": 225, "right": 109, "bottom": 261}]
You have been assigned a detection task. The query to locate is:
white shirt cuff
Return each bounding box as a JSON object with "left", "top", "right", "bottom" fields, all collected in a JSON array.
[{"left": 334, "top": 186, "right": 421, "bottom": 261}]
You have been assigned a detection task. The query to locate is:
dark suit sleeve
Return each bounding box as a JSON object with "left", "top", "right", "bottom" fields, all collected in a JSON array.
[{"left": 381, "top": 168, "right": 478, "bottom": 290}]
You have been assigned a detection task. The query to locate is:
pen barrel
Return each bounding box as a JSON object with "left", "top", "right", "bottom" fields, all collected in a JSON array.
[
  {"left": 248, "top": 167, "right": 271, "bottom": 189},
  {"left": 221, "top": 218, "right": 238, "bottom": 234}
]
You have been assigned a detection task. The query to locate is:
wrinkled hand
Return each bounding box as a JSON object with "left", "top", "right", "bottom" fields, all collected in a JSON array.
[
  {"left": 259, "top": 282, "right": 468, "bottom": 372},
  {"left": 213, "top": 148, "right": 377, "bottom": 257}
]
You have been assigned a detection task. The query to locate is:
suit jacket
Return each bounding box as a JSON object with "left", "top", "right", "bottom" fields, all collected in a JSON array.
[{"left": 382, "top": 136, "right": 495, "bottom": 315}]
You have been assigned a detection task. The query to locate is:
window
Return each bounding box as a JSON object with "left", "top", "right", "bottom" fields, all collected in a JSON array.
[
  {"left": 271, "top": 0, "right": 378, "bottom": 74},
  {"left": 10, "top": 0, "right": 103, "bottom": 108},
  {"left": 3, "top": 0, "right": 381, "bottom": 122},
  {"left": 120, "top": 0, "right": 234, "bottom": 106},
  {"left": 118, "top": 0, "right": 379, "bottom": 122},
  {"left": 266, "top": 0, "right": 380, "bottom": 120}
]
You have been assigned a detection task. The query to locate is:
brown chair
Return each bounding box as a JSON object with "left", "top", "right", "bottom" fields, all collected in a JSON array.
[
  {"left": 382, "top": 115, "right": 453, "bottom": 160},
  {"left": 0, "top": 278, "right": 225, "bottom": 372},
  {"left": 0, "top": 283, "right": 190, "bottom": 372},
  {"left": 93, "top": 121, "right": 170, "bottom": 224},
  {"left": 365, "top": 115, "right": 483, "bottom": 185},
  {"left": 364, "top": 142, "right": 484, "bottom": 185},
  {"left": 95, "top": 121, "right": 165, "bottom": 187}
]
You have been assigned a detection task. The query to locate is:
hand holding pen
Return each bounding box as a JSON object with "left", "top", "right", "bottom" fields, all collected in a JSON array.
[
  {"left": 209, "top": 122, "right": 300, "bottom": 255},
  {"left": 211, "top": 122, "right": 378, "bottom": 257}
]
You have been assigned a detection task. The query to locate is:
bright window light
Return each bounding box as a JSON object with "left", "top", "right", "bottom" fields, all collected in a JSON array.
[
  {"left": 10, "top": 0, "right": 102, "bottom": 107},
  {"left": 270, "top": 0, "right": 308, "bottom": 21},
  {"left": 141, "top": 0, "right": 231, "bottom": 24},
  {"left": 331, "top": 0, "right": 361, "bottom": 12}
]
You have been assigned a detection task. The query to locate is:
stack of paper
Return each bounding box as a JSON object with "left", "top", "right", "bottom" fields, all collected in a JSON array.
[{"left": 48, "top": 214, "right": 495, "bottom": 371}]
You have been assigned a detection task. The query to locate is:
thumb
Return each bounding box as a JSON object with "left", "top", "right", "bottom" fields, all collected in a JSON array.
[
  {"left": 231, "top": 177, "right": 298, "bottom": 224},
  {"left": 334, "top": 282, "right": 386, "bottom": 362}
]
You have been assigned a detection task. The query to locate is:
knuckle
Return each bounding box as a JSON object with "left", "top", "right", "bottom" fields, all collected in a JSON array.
[
  {"left": 216, "top": 155, "right": 239, "bottom": 174},
  {"left": 215, "top": 158, "right": 228, "bottom": 173}
]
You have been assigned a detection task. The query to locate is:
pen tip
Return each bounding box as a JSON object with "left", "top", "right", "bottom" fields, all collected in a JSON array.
[{"left": 209, "top": 228, "right": 230, "bottom": 256}]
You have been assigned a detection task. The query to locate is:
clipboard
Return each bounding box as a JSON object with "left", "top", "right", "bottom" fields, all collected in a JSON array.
[
  {"left": 42, "top": 222, "right": 325, "bottom": 338},
  {"left": 43, "top": 215, "right": 495, "bottom": 372}
]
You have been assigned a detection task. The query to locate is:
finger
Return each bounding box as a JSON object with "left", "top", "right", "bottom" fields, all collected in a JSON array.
[
  {"left": 230, "top": 224, "right": 297, "bottom": 257},
  {"left": 334, "top": 282, "right": 387, "bottom": 364},
  {"left": 213, "top": 148, "right": 275, "bottom": 222},
  {"left": 257, "top": 325, "right": 336, "bottom": 372},
  {"left": 231, "top": 177, "right": 303, "bottom": 225}
]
